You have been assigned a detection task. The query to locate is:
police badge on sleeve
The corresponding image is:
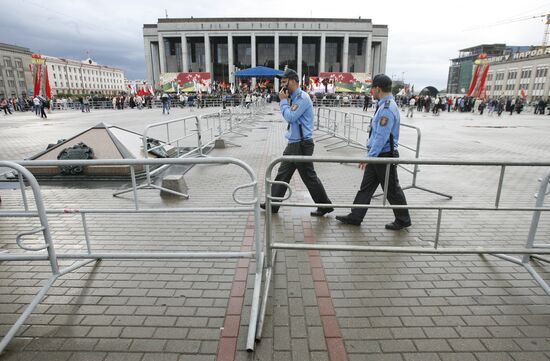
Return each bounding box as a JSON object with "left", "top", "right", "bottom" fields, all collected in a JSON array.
[
  {"left": 380, "top": 117, "right": 388, "bottom": 126},
  {"left": 291, "top": 104, "right": 299, "bottom": 111}
]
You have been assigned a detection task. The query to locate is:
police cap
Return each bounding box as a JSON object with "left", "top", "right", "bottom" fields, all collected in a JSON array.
[
  {"left": 276, "top": 68, "right": 300, "bottom": 82},
  {"left": 372, "top": 74, "right": 392, "bottom": 90}
]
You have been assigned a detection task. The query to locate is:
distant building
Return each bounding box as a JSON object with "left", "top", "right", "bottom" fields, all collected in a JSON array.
[
  {"left": 447, "top": 44, "right": 529, "bottom": 95},
  {"left": 484, "top": 47, "right": 550, "bottom": 101},
  {"left": 43, "top": 56, "right": 126, "bottom": 96},
  {"left": 143, "top": 17, "right": 388, "bottom": 91},
  {"left": 0, "top": 42, "right": 33, "bottom": 98}
]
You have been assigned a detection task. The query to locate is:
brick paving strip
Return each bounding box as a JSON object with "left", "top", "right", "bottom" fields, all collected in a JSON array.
[
  {"left": 216, "top": 214, "right": 255, "bottom": 361},
  {"left": 303, "top": 219, "right": 349, "bottom": 361}
]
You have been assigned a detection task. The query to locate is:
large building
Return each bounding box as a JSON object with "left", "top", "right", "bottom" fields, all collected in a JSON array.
[
  {"left": 43, "top": 56, "right": 126, "bottom": 96},
  {"left": 484, "top": 47, "right": 550, "bottom": 101},
  {"left": 143, "top": 17, "right": 388, "bottom": 90},
  {"left": 447, "top": 44, "right": 529, "bottom": 95},
  {"left": 0, "top": 42, "right": 33, "bottom": 98}
]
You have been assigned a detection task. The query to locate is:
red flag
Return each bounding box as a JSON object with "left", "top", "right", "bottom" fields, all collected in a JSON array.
[
  {"left": 33, "top": 64, "right": 41, "bottom": 97},
  {"left": 521, "top": 87, "right": 526, "bottom": 98},
  {"left": 44, "top": 66, "right": 51, "bottom": 98},
  {"left": 467, "top": 64, "right": 481, "bottom": 97}
]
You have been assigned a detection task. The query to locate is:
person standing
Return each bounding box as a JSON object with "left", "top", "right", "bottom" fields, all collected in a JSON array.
[
  {"left": 336, "top": 74, "right": 411, "bottom": 230},
  {"left": 260, "top": 68, "right": 333, "bottom": 216},
  {"left": 161, "top": 92, "right": 170, "bottom": 114},
  {"left": 406, "top": 96, "right": 416, "bottom": 118}
]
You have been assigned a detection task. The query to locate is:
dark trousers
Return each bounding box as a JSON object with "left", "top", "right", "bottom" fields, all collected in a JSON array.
[
  {"left": 350, "top": 152, "right": 411, "bottom": 225},
  {"left": 271, "top": 140, "right": 332, "bottom": 212}
]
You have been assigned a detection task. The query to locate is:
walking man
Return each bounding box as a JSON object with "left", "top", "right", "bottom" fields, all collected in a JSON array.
[
  {"left": 261, "top": 68, "right": 333, "bottom": 216},
  {"left": 336, "top": 74, "right": 411, "bottom": 230}
]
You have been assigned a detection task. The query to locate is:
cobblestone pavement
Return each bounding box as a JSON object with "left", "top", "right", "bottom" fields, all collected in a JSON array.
[{"left": 0, "top": 105, "right": 549, "bottom": 361}]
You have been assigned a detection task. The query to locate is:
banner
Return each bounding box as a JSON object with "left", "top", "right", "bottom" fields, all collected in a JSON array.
[
  {"left": 467, "top": 54, "right": 490, "bottom": 98},
  {"left": 160, "top": 72, "right": 212, "bottom": 92},
  {"left": 318, "top": 72, "right": 372, "bottom": 93}
]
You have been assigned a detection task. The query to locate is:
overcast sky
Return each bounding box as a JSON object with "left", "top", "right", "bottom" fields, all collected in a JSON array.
[{"left": 1, "top": 0, "right": 548, "bottom": 90}]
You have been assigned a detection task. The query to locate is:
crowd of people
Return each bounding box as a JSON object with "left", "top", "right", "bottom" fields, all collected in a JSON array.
[
  {"left": 394, "top": 95, "right": 526, "bottom": 117},
  {"left": 0, "top": 88, "right": 534, "bottom": 119}
]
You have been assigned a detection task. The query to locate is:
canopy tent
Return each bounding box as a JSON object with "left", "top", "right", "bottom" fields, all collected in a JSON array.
[{"left": 234, "top": 66, "right": 283, "bottom": 78}]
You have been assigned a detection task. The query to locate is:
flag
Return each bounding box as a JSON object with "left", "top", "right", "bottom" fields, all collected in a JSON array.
[
  {"left": 44, "top": 66, "right": 51, "bottom": 98},
  {"left": 521, "top": 87, "right": 526, "bottom": 98},
  {"left": 468, "top": 54, "right": 490, "bottom": 98}
]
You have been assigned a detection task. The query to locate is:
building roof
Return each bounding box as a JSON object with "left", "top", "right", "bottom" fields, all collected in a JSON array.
[
  {"left": 42, "top": 55, "right": 123, "bottom": 72},
  {"left": 156, "top": 17, "right": 373, "bottom": 24},
  {"left": 0, "top": 42, "right": 32, "bottom": 54}
]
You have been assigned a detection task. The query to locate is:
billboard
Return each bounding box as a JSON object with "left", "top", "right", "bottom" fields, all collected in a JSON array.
[
  {"left": 317, "top": 72, "right": 372, "bottom": 93},
  {"left": 159, "top": 72, "right": 212, "bottom": 92}
]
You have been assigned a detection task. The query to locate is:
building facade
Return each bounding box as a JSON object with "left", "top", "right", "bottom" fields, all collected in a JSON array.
[
  {"left": 143, "top": 17, "right": 388, "bottom": 91},
  {"left": 484, "top": 47, "right": 550, "bottom": 101},
  {"left": 0, "top": 43, "right": 33, "bottom": 98},
  {"left": 43, "top": 56, "right": 126, "bottom": 96},
  {"left": 446, "top": 44, "right": 530, "bottom": 95}
]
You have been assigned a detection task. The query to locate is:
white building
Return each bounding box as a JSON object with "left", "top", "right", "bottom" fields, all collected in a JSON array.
[
  {"left": 143, "top": 17, "right": 388, "bottom": 91},
  {"left": 485, "top": 47, "right": 550, "bottom": 101},
  {"left": 43, "top": 56, "right": 126, "bottom": 96},
  {"left": 0, "top": 42, "right": 33, "bottom": 98}
]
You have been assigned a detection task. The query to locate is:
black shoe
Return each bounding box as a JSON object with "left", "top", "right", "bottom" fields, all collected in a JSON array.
[
  {"left": 335, "top": 215, "right": 362, "bottom": 226},
  {"left": 385, "top": 221, "right": 411, "bottom": 231},
  {"left": 260, "top": 203, "right": 278, "bottom": 214},
  {"left": 310, "top": 207, "right": 334, "bottom": 217}
]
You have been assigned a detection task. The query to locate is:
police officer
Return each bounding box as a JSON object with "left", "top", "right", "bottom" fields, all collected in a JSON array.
[
  {"left": 336, "top": 74, "right": 411, "bottom": 230},
  {"left": 260, "top": 68, "right": 333, "bottom": 216}
]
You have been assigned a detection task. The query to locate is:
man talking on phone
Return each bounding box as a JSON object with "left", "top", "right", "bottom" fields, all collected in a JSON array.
[{"left": 260, "top": 68, "right": 333, "bottom": 216}]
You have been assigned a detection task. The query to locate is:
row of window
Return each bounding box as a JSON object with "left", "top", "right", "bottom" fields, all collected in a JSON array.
[
  {"left": 0, "top": 79, "right": 25, "bottom": 88},
  {"left": 51, "top": 72, "right": 123, "bottom": 84},
  {"left": 487, "top": 81, "right": 549, "bottom": 92},
  {"left": 2, "top": 57, "right": 23, "bottom": 69},
  {"left": 50, "top": 64, "right": 122, "bottom": 78},
  {"left": 52, "top": 81, "right": 124, "bottom": 90},
  {"left": 488, "top": 67, "right": 546, "bottom": 83}
]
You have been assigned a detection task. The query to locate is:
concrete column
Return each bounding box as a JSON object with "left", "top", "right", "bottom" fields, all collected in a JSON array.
[
  {"left": 297, "top": 32, "right": 303, "bottom": 80},
  {"left": 320, "top": 33, "right": 326, "bottom": 73},
  {"left": 372, "top": 43, "right": 380, "bottom": 76},
  {"left": 181, "top": 34, "right": 188, "bottom": 73},
  {"left": 251, "top": 33, "right": 256, "bottom": 88},
  {"left": 228, "top": 33, "right": 234, "bottom": 83},
  {"left": 365, "top": 35, "right": 372, "bottom": 74},
  {"left": 380, "top": 38, "right": 388, "bottom": 74},
  {"left": 151, "top": 42, "right": 161, "bottom": 87},
  {"left": 144, "top": 39, "right": 154, "bottom": 85},
  {"left": 342, "top": 33, "right": 349, "bottom": 72},
  {"left": 157, "top": 34, "right": 166, "bottom": 74},
  {"left": 204, "top": 34, "right": 211, "bottom": 75},
  {"left": 274, "top": 32, "right": 280, "bottom": 91},
  {"left": 527, "top": 66, "right": 537, "bottom": 100}
]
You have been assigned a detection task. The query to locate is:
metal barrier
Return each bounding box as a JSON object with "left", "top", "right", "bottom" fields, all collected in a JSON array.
[
  {"left": 0, "top": 157, "right": 264, "bottom": 353},
  {"left": 112, "top": 105, "right": 262, "bottom": 198},
  {"left": 315, "top": 108, "right": 452, "bottom": 199},
  {"left": 255, "top": 156, "right": 550, "bottom": 344}
]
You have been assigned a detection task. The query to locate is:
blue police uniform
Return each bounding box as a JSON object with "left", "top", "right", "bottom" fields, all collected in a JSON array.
[
  {"left": 339, "top": 94, "right": 411, "bottom": 227},
  {"left": 367, "top": 95, "right": 401, "bottom": 157},
  {"left": 280, "top": 88, "right": 314, "bottom": 143},
  {"left": 268, "top": 86, "right": 333, "bottom": 214}
]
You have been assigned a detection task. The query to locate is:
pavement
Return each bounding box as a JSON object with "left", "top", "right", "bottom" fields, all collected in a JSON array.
[{"left": 0, "top": 104, "right": 549, "bottom": 361}]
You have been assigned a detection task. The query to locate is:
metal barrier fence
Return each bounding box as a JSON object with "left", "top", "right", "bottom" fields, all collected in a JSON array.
[
  {"left": 313, "top": 98, "right": 369, "bottom": 108},
  {"left": 315, "top": 108, "right": 452, "bottom": 199},
  {"left": 113, "top": 99, "right": 266, "bottom": 198},
  {"left": 48, "top": 97, "right": 270, "bottom": 111},
  {"left": 255, "top": 156, "right": 550, "bottom": 345},
  {"left": 0, "top": 157, "right": 264, "bottom": 353}
]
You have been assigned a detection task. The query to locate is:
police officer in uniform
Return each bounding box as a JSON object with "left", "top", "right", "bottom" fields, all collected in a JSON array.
[
  {"left": 336, "top": 74, "right": 411, "bottom": 230},
  {"left": 261, "top": 69, "right": 333, "bottom": 216}
]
